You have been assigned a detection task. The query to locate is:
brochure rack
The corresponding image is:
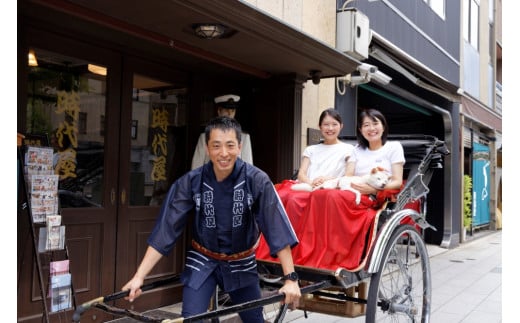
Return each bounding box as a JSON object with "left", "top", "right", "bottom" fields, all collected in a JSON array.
[{"left": 17, "top": 135, "right": 75, "bottom": 323}]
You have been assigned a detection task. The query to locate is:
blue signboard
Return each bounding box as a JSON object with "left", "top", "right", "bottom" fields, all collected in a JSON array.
[{"left": 472, "top": 142, "right": 490, "bottom": 227}]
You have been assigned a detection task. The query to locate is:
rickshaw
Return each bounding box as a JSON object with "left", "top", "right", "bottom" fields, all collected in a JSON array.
[{"left": 72, "top": 135, "right": 449, "bottom": 323}]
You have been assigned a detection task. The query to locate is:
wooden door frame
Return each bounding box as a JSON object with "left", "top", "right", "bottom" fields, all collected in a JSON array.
[{"left": 114, "top": 56, "right": 190, "bottom": 310}]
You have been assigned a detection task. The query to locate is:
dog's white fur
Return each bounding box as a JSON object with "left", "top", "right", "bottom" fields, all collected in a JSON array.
[
  {"left": 336, "top": 167, "right": 390, "bottom": 204},
  {"left": 290, "top": 167, "right": 390, "bottom": 205}
]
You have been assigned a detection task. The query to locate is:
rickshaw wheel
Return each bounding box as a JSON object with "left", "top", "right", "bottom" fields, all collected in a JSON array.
[{"left": 366, "top": 224, "right": 431, "bottom": 323}]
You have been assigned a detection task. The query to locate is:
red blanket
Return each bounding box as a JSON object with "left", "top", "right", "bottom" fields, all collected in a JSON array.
[{"left": 256, "top": 180, "right": 386, "bottom": 271}]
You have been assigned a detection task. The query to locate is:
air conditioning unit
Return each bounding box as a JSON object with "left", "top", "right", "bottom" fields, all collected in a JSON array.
[{"left": 336, "top": 9, "right": 371, "bottom": 60}]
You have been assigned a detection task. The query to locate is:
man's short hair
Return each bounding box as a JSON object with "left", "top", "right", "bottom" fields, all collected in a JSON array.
[{"left": 205, "top": 116, "right": 242, "bottom": 144}]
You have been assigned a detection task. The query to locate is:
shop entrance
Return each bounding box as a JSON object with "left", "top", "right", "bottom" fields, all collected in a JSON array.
[{"left": 19, "top": 30, "right": 188, "bottom": 322}]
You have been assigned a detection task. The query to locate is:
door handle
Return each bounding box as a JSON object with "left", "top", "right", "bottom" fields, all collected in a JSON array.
[{"left": 121, "top": 189, "right": 126, "bottom": 205}]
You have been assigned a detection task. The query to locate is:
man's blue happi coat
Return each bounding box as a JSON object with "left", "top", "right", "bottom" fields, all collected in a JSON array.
[{"left": 147, "top": 158, "right": 298, "bottom": 292}]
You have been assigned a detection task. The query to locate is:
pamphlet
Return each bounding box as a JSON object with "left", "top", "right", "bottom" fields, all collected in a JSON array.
[
  {"left": 38, "top": 225, "right": 66, "bottom": 252},
  {"left": 50, "top": 273, "right": 72, "bottom": 312},
  {"left": 48, "top": 260, "right": 70, "bottom": 297},
  {"left": 29, "top": 175, "right": 59, "bottom": 223},
  {"left": 50, "top": 259, "right": 69, "bottom": 276}
]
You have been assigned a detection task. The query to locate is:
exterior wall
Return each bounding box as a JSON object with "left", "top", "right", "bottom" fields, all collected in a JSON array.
[
  {"left": 495, "top": 0, "right": 502, "bottom": 45},
  {"left": 462, "top": 0, "right": 498, "bottom": 108},
  {"left": 243, "top": 0, "right": 337, "bottom": 157},
  {"left": 460, "top": 0, "right": 501, "bottom": 234},
  {"left": 301, "top": 0, "right": 336, "bottom": 152},
  {"left": 354, "top": 0, "right": 460, "bottom": 86},
  {"left": 478, "top": 0, "right": 491, "bottom": 106},
  {"left": 334, "top": 1, "right": 463, "bottom": 246},
  {"left": 250, "top": 1, "right": 471, "bottom": 246},
  {"left": 327, "top": 0, "right": 499, "bottom": 243},
  {"left": 463, "top": 42, "right": 480, "bottom": 97},
  {"left": 351, "top": 0, "right": 500, "bottom": 241},
  {"left": 495, "top": 0, "right": 502, "bottom": 97}
]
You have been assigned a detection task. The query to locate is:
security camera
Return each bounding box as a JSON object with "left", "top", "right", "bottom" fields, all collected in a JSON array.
[
  {"left": 310, "top": 70, "right": 322, "bottom": 85},
  {"left": 356, "top": 63, "right": 378, "bottom": 76},
  {"left": 336, "top": 73, "right": 370, "bottom": 93},
  {"left": 348, "top": 75, "right": 369, "bottom": 87},
  {"left": 370, "top": 70, "right": 392, "bottom": 85},
  {"left": 337, "top": 62, "right": 392, "bottom": 94}
]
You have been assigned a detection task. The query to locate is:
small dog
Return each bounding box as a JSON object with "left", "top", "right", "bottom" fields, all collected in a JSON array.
[
  {"left": 336, "top": 167, "right": 390, "bottom": 204},
  {"left": 291, "top": 167, "right": 390, "bottom": 205}
]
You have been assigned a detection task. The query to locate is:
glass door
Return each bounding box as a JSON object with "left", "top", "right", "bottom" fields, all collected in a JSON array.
[
  {"left": 20, "top": 29, "right": 193, "bottom": 322},
  {"left": 21, "top": 37, "right": 121, "bottom": 323},
  {"left": 114, "top": 58, "right": 190, "bottom": 310}
]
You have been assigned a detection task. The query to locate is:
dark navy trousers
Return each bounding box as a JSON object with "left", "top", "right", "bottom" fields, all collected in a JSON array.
[{"left": 181, "top": 267, "right": 264, "bottom": 323}]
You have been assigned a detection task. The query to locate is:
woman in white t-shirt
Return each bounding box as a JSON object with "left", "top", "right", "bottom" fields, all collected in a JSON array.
[
  {"left": 346, "top": 108, "right": 405, "bottom": 195},
  {"left": 297, "top": 108, "right": 354, "bottom": 189}
]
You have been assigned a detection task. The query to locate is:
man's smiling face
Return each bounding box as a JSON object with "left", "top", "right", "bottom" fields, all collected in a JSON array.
[{"left": 206, "top": 128, "right": 242, "bottom": 181}]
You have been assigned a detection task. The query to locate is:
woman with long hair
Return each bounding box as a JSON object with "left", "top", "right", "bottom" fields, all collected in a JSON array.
[{"left": 345, "top": 108, "right": 405, "bottom": 194}]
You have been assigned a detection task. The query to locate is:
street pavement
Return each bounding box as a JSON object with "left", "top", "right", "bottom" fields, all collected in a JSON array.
[
  {"left": 125, "top": 230, "right": 503, "bottom": 323},
  {"left": 280, "top": 230, "right": 502, "bottom": 323}
]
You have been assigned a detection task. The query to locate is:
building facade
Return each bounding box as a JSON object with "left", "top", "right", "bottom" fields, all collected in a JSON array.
[
  {"left": 17, "top": 0, "right": 501, "bottom": 322},
  {"left": 18, "top": 1, "right": 359, "bottom": 322},
  {"left": 331, "top": 0, "right": 463, "bottom": 250},
  {"left": 459, "top": 0, "right": 502, "bottom": 236},
  {"left": 295, "top": 0, "right": 501, "bottom": 248}
]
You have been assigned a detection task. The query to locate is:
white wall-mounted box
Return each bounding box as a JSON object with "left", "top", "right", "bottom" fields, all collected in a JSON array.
[{"left": 336, "top": 9, "right": 371, "bottom": 60}]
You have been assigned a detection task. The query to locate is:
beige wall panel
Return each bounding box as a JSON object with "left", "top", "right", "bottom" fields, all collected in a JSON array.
[
  {"left": 242, "top": 0, "right": 338, "bottom": 160},
  {"left": 256, "top": 0, "right": 284, "bottom": 19},
  {"left": 300, "top": 0, "right": 336, "bottom": 154}
]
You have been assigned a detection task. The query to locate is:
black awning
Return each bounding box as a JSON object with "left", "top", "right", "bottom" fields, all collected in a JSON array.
[
  {"left": 27, "top": 0, "right": 360, "bottom": 81},
  {"left": 370, "top": 32, "right": 461, "bottom": 102}
]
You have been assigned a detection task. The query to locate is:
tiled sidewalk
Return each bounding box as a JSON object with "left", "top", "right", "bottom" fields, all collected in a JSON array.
[{"left": 284, "top": 230, "right": 502, "bottom": 323}]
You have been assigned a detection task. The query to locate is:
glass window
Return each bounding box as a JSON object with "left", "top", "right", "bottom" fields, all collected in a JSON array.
[
  {"left": 423, "top": 0, "right": 445, "bottom": 19},
  {"left": 488, "top": 0, "right": 494, "bottom": 23},
  {"left": 463, "top": 0, "right": 470, "bottom": 41},
  {"left": 26, "top": 48, "right": 107, "bottom": 208},
  {"left": 470, "top": 0, "right": 479, "bottom": 49},
  {"left": 463, "top": 0, "right": 480, "bottom": 49},
  {"left": 129, "top": 74, "right": 188, "bottom": 206}
]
